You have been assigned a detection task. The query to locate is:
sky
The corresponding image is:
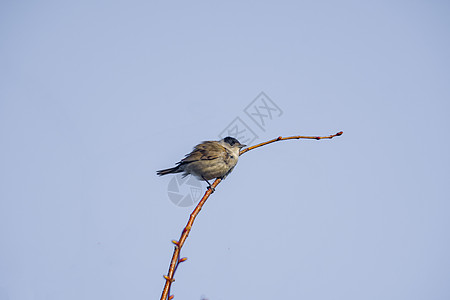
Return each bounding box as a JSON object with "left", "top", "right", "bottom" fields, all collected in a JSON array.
[{"left": 1, "top": 1, "right": 450, "bottom": 299}]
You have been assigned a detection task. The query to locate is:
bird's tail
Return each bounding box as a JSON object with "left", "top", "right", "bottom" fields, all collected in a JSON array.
[{"left": 157, "top": 166, "right": 182, "bottom": 176}]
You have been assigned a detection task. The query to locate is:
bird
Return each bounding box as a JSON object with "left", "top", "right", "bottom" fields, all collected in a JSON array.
[{"left": 157, "top": 137, "right": 246, "bottom": 191}]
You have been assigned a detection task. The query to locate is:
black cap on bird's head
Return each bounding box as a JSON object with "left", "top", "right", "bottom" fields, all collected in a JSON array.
[{"left": 223, "top": 136, "right": 246, "bottom": 148}]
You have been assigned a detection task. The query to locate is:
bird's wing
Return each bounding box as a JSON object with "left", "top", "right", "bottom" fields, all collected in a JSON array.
[{"left": 179, "top": 141, "right": 231, "bottom": 164}]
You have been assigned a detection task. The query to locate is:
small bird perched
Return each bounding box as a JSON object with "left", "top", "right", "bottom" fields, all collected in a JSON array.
[{"left": 157, "top": 137, "right": 246, "bottom": 190}]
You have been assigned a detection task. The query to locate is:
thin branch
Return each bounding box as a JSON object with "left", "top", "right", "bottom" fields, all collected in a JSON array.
[
  {"left": 239, "top": 131, "right": 343, "bottom": 156},
  {"left": 160, "top": 131, "right": 343, "bottom": 300},
  {"left": 161, "top": 179, "right": 222, "bottom": 300}
]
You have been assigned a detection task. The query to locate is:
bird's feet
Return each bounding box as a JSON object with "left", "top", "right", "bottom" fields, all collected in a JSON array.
[
  {"left": 202, "top": 176, "right": 215, "bottom": 193},
  {"left": 207, "top": 185, "right": 215, "bottom": 193}
]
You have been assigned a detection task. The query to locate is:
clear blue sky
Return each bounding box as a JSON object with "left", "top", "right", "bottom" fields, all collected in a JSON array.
[{"left": 1, "top": 1, "right": 450, "bottom": 299}]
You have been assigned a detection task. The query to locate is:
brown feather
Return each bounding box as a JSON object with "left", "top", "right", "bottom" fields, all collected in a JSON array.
[{"left": 179, "top": 141, "right": 231, "bottom": 164}]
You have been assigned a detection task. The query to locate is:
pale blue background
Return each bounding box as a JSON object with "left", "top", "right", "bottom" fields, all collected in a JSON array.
[{"left": 1, "top": 1, "right": 450, "bottom": 299}]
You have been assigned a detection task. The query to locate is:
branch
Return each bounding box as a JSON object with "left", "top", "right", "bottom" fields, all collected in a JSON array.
[
  {"left": 239, "top": 131, "right": 343, "bottom": 156},
  {"left": 160, "top": 131, "right": 343, "bottom": 300}
]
